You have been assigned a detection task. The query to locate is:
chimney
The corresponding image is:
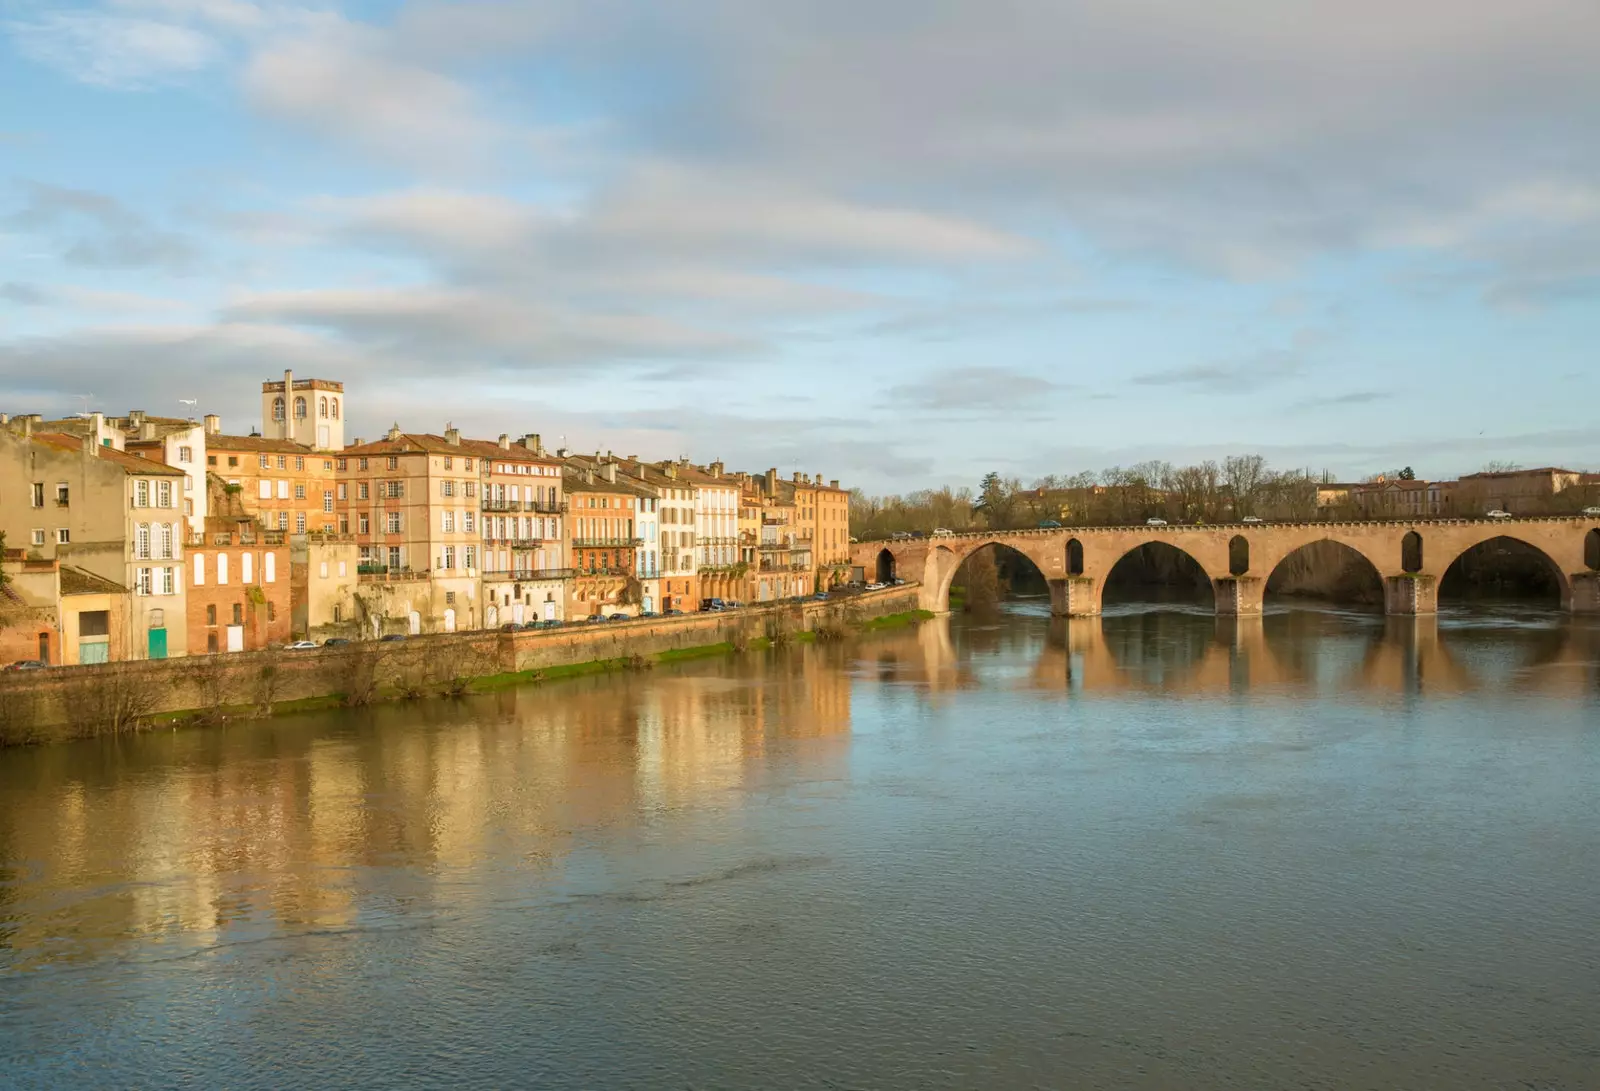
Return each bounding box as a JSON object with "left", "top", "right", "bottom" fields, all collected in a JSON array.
[
  {"left": 139, "top": 421, "right": 157, "bottom": 441},
  {"left": 283, "top": 370, "right": 295, "bottom": 441},
  {"left": 766, "top": 468, "right": 777, "bottom": 494},
  {"left": 522, "top": 433, "right": 542, "bottom": 455},
  {"left": 444, "top": 424, "right": 461, "bottom": 446},
  {"left": 0, "top": 413, "right": 8, "bottom": 426},
  {"left": 709, "top": 460, "right": 723, "bottom": 478},
  {"left": 128, "top": 410, "right": 145, "bottom": 427},
  {"left": 498, "top": 434, "right": 510, "bottom": 449},
  {"left": 204, "top": 414, "right": 221, "bottom": 435},
  {"left": 663, "top": 462, "right": 677, "bottom": 480},
  {"left": 793, "top": 471, "right": 802, "bottom": 483},
  {"left": 386, "top": 423, "right": 401, "bottom": 441},
  {"left": 603, "top": 463, "right": 617, "bottom": 483},
  {"left": 830, "top": 479, "right": 839, "bottom": 490},
  {"left": 626, "top": 454, "right": 638, "bottom": 461},
  {"left": 353, "top": 436, "right": 365, "bottom": 446},
  {"left": 556, "top": 446, "right": 569, "bottom": 458}
]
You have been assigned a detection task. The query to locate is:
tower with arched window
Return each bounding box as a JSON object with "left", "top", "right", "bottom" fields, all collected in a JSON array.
[{"left": 261, "top": 370, "right": 346, "bottom": 450}]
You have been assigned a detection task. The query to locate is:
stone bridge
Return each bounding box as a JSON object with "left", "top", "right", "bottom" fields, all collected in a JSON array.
[{"left": 851, "top": 517, "right": 1600, "bottom": 615}]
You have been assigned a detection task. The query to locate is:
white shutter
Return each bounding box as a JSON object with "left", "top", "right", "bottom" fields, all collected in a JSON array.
[
  {"left": 193, "top": 553, "right": 205, "bottom": 586},
  {"left": 259, "top": 480, "right": 272, "bottom": 500},
  {"left": 217, "top": 552, "right": 228, "bottom": 585},
  {"left": 264, "top": 552, "right": 276, "bottom": 583},
  {"left": 242, "top": 552, "right": 253, "bottom": 583}
]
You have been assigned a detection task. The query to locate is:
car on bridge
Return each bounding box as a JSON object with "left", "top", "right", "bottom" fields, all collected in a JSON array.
[
  {"left": 1145, "top": 517, "right": 1167, "bottom": 526},
  {"left": 1242, "top": 516, "right": 1264, "bottom": 524},
  {"left": 1583, "top": 506, "right": 1600, "bottom": 517},
  {"left": 932, "top": 528, "right": 953, "bottom": 537},
  {"left": 1037, "top": 519, "right": 1061, "bottom": 528},
  {"left": 1486, "top": 509, "right": 1513, "bottom": 519}
]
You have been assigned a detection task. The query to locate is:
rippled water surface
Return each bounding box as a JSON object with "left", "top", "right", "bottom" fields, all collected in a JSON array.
[{"left": 2, "top": 604, "right": 1598, "bottom": 1089}]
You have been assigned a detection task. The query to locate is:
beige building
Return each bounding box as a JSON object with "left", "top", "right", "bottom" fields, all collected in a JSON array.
[
  {"left": 475, "top": 433, "right": 569, "bottom": 626},
  {"left": 1454, "top": 467, "right": 1585, "bottom": 515},
  {"left": 293, "top": 533, "right": 362, "bottom": 640},
  {"left": 33, "top": 409, "right": 213, "bottom": 537},
  {"left": 262, "top": 371, "right": 346, "bottom": 451},
  {"left": 0, "top": 552, "right": 129, "bottom": 666},
  {"left": 0, "top": 420, "right": 188, "bottom": 659}
]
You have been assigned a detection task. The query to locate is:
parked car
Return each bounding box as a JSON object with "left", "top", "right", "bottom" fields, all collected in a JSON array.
[
  {"left": 501, "top": 623, "right": 522, "bottom": 632},
  {"left": 638, "top": 610, "right": 658, "bottom": 618},
  {"left": 1486, "top": 509, "right": 1513, "bottom": 520},
  {"left": 1037, "top": 519, "right": 1062, "bottom": 529},
  {"left": 890, "top": 532, "right": 913, "bottom": 541},
  {"left": 663, "top": 608, "right": 685, "bottom": 616},
  {"left": 813, "top": 591, "right": 830, "bottom": 600},
  {"left": 585, "top": 614, "right": 607, "bottom": 623},
  {"left": 1242, "top": 516, "right": 1264, "bottom": 524},
  {"left": 849, "top": 536, "right": 859, "bottom": 543},
  {"left": 380, "top": 633, "right": 407, "bottom": 642},
  {"left": 1582, "top": 507, "right": 1600, "bottom": 516},
  {"left": 1145, "top": 517, "right": 1167, "bottom": 526},
  {"left": 3, "top": 660, "right": 47, "bottom": 671},
  {"left": 932, "top": 527, "right": 953, "bottom": 537},
  {"left": 284, "top": 640, "right": 318, "bottom": 651},
  {"left": 701, "top": 598, "right": 726, "bottom": 612},
  {"left": 892, "top": 578, "right": 905, "bottom": 585},
  {"left": 607, "top": 613, "right": 630, "bottom": 622},
  {"left": 322, "top": 638, "right": 350, "bottom": 646},
  {"left": 865, "top": 582, "right": 886, "bottom": 591}
]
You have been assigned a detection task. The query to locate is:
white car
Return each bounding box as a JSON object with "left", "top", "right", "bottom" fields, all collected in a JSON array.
[
  {"left": 932, "top": 528, "right": 953, "bottom": 537},
  {"left": 1145, "top": 517, "right": 1167, "bottom": 526},
  {"left": 865, "top": 582, "right": 886, "bottom": 591},
  {"left": 1485, "top": 509, "right": 1513, "bottom": 520},
  {"left": 284, "top": 640, "right": 319, "bottom": 651},
  {"left": 1582, "top": 507, "right": 1600, "bottom": 517},
  {"left": 1242, "top": 516, "right": 1264, "bottom": 524}
]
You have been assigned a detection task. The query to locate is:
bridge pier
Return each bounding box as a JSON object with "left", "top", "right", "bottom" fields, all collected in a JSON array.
[
  {"left": 1384, "top": 574, "right": 1438, "bottom": 615},
  {"left": 1212, "top": 576, "right": 1265, "bottom": 615},
  {"left": 1048, "top": 577, "right": 1101, "bottom": 617},
  {"left": 1570, "top": 572, "right": 1600, "bottom": 613}
]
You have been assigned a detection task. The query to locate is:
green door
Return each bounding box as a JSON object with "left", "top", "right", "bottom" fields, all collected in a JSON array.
[{"left": 147, "top": 628, "right": 168, "bottom": 660}]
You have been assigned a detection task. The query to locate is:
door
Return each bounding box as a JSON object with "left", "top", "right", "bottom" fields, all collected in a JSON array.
[
  {"left": 513, "top": 603, "right": 525, "bottom": 624},
  {"left": 485, "top": 606, "right": 498, "bottom": 628},
  {"left": 443, "top": 608, "right": 456, "bottom": 633},
  {"left": 38, "top": 632, "right": 50, "bottom": 664},
  {"left": 226, "top": 625, "right": 244, "bottom": 652},
  {"left": 543, "top": 600, "right": 555, "bottom": 621},
  {"left": 147, "top": 628, "right": 168, "bottom": 659},
  {"left": 408, "top": 611, "right": 421, "bottom": 635},
  {"left": 642, "top": 595, "right": 653, "bottom": 613},
  {"left": 80, "top": 641, "right": 109, "bottom": 665}
]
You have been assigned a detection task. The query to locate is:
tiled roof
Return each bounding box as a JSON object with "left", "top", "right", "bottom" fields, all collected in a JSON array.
[
  {"left": 60, "top": 565, "right": 126, "bottom": 596},
  {"left": 1459, "top": 467, "right": 1579, "bottom": 479},
  {"left": 30, "top": 433, "right": 186, "bottom": 475},
  {"left": 206, "top": 433, "right": 319, "bottom": 455},
  {"left": 562, "top": 466, "right": 654, "bottom": 498}
]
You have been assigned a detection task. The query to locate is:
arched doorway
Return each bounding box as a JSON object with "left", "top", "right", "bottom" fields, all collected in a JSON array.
[
  {"left": 1439, "top": 536, "right": 1566, "bottom": 607},
  {"left": 1066, "top": 538, "right": 1084, "bottom": 576},
  {"left": 443, "top": 608, "right": 456, "bottom": 633},
  {"left": 945, "top": 542, "right": 1048, "bottom": 612},
  {"left": 875, "top": 549, "right": 896, "bottom": 584},
  {"left": 1264, "top": 540, "right": 1384, "bottom": 608},
  {"left": 1586, "top": 528, "right": 1599, "bottom": 571},
  {"left": 1103, "top": 542, "right": 1215, "bottom": 609},
  {"left": 408, "top": 610, "right": 421, "bottom": 635}
]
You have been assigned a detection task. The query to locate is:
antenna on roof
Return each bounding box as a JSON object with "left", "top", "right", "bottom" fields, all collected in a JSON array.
[{"left": 72, "top": 394, "right": 94, "bottom": 417}]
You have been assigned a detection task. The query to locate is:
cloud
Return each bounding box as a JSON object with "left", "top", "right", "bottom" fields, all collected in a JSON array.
[
  {"left": 0, "top": 281, "right": 188, "bottom": 312},
  {"left": 1290, "top": 390, "right": 1387, "bottom": 411},
  {"left": 4, "top": 182, "right": 203, "bottom": 273},
  {"left": 8, "top": 10, "right": 219, "bottom": 88},
  {"left": 1132, "top": 349, "right": 1306, "bottom": 390},
  {"left": 882, "top": 366, "right": 1069, "bottom": 415}
]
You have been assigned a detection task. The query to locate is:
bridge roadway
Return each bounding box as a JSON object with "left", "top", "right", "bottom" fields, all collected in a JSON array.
[{"left": 850, "top": 516, "right": 1600, "bottom": 616}]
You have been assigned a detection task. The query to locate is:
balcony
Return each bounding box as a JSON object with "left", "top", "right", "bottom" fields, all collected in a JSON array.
[
  {"left": 481, "top": 498, "right": 520, "bottom": 513},
  {"left": 482, "top": 567, "right": 574, "bottom": 581},
  {"left": 358, "top": 567, "right": 428, "bottom": 583},
  {"left": 574, "top": 567, "right": 631, "bottom": 578},
  {"left": 527, "top": 498, "right": 568, "bottom": 514},
  {"left": 573, "top": 537, "right": 643, "bottom": 548},
  {"left": 758, "top": 540, "right": 792, "bottom": 551}
]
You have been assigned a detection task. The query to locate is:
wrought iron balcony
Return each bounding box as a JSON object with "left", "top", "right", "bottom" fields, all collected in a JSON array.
[
  {"left": 572, "top": 537, "right": 643, "bottom": 548},
  {"left": 481, "top": 499, "right": 520, "bottom": 512},
  {"left": 526, "top": 498, "right": 568, "bottom": 514},
  {"left": 482, "top": 567, "right": 574, "bottom": 581}
]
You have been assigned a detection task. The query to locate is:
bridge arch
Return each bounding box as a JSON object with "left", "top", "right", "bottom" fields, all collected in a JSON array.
[
  {"left": 935, "top": 540, "right": 1049, "bottom": 612},
  {"left": 875, "top": 548, "right": 896, "bottom": 584},
  {"left": 1228, "top": 535, "right": 1250, "bottom": 576},
  {"left": 1263, "top": 538, "right": 1385, "bottom": 607},
  {"left": 1401, "top": 531, "right": 1424, "bottom": 574},
  {"left": 1102, "top": 540, "right": 1215, "bottom": 609},
  {"left": 1586, "top": 528, "right": 1599, "bottom": 572},
  {"left": 1066, "top": 537, "right": 1084, "bottom": 576},
  {"left": 1439, "top": 535, "right": 1570, "bottom": 608}
]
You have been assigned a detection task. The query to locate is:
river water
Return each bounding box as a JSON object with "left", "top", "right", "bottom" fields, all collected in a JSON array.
[{"left": 1, "top": 603, "right": 1597, "bottom": 1089}]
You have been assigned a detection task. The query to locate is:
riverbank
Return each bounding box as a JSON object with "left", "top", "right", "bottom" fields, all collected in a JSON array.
[{"left": 0, "top": 588, "right": 928, "bottom": 747}]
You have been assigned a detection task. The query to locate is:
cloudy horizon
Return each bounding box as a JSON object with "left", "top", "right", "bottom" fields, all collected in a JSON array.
[{"left": 3, "top": 0, "right": 1597, "bottom": 491}]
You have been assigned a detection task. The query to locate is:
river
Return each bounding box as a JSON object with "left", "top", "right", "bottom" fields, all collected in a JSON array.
[{"left": 2, "top": 603, "right": 1597, "bottom": 1089}]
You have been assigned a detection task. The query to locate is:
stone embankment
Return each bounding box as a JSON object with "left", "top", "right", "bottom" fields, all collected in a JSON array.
[{"left": 0, "top": 587, "right": 923, "bottom": 746}]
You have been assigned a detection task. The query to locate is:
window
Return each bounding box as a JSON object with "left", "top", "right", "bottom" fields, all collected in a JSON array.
[
  {"left": 157, "top": 481, "right": 172, "bottom": 508},
  {"left": 330, "top": 400, "right": 339, "bottom": 419},
  {"left": 464, "top": 546, "right": 477, "bottom": 570},
  {"left": 294, "top": 484, "right": 306, "bottom": 500},
  {"left": 386, "top": 481, "right": 403, "bottom": 499},
  {"left": 323, "top": 491, "right": 334, "bottom": 512},
  {"left": 193, "top": 553, "right": 205, "bottom": 585},
  {"left": 445, "top": 590, "right": 456, "bottom": 604},
  {"left": 56, "top": 528, "right": 70, "bottom": 544},
  {"left": 228, "top": 456, "right": 238, "bottom": 468},
  {"left": 273, "top": 396, "right": 285, "bottom": 421},
  {"left": 277, "top": 455, "right": 287, "bottom": 470},
  {"left": 294, "top": 396, "right": 307, "bottom": 419},
  {"left": 217, "top": 552, "right": 229, "bottom": 584},
  {"left": 442, "top": 480, "right": 455, "bottom": 497},
  {"left": 443, "top": 546, "right": 456, "bottom": 570},
  {"left": 444, "top": 456, "right": 453, "bottom": 470},
  {"left": 337, "top": 483, "right": 347, "bottom": 500},
  {"left": 270, "top": 601, "right": 278, "bottom": 621},
  {"left": 136, "top": 523, "right": 151, "bottom": 559},
  {"left": 295, "top": 512, "right": 307, "bottom": 533},
  {"left": 337, "top": 458, "right": 347, "bottom": 471},
  {"left": 134, "top": 480, "right": 149, "bottom": 507},
  {"left": 464, "top": 511, "right": 475, "bottom": 534},
  {"left": 295, "top": 456, "right": 304, "bottom": 471},
  {"left": 359, "top": 514, "right": 370, "bottom": 534},
  {"left": 387, "top": 546, "right": 401, "bottom": 569},
  {"left": 358, "top": 457, "right": 369, "bottom": 471},
  {"left": 232, "top": 603, "right": 243, "bottom": 625},
  {"left": 386, "top": 456, "right": 398, "bottom": 470},
  {"left": 242, "top": 552, "right": 253, "bottom": 583},
  {"left": 319, "top": 396, "right": 328, "bottom": 418},
  {"left": 206, "top": 604, "right": 217, "bottom": 626},
  {"left": 179, "top": 446, "right": 192, "bottom": 463},
  {"left": 277, "top": 512, "right": 288, "bottom": 530},
  {"left": 159, "top": 567, "right": 174, "bottom": 595},
  {"left": 137, "top": 568, "right": 152, "bottom": 595},
  {"left": 442, "top": 511, "right": 455, "bottom": 533},
  {"left": 358, "top": 482, "right": 369, "bottom": 500},
  {"left": 465, "top": 481, "right": 476, "bottom": 498},
  {"left": 158, "top": 523, "right": 173, "bottom": 559},
  {"left": 207, "top": 455, "right": 217, "bottom": 466},
  {"left": 30, "top": 529, "right": 44, "bottom": 546},
  {"left": 278, "top": 481, "right": 289, "bottom": 500},
  {"left": 259, "top": 454, "right": 271, "bottom": 469},
  {"left": 386, "top": 512, "right": 401, "bottom": 534},
  {"left": 55, "top": 483, "right": 69, "bottom": 506},
  {"left": 264, "top": 552, "right": 275, "bottom": 583},
  {"left": 259, "top": 480, "right": 272, "bottom": 500},
  {"left": 464, "top": 458, "right": 473, "bottom": 471}
]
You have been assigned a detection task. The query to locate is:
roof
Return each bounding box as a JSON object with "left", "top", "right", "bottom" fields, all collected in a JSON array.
[
  {"left": 561, "top": 465, "right": 655, "bottom": 499},
  {"left": 29, "top": 433, "right": 186, "bottom": 476},
  {"left": 1459, "top": 467, "right": 1579, "bottom": 480},
  {"left": 60, "top": 565, "right": 126, "bottom": 596},
  {"left": 206, "top": 433, "right": 318, "bottom": 455}
]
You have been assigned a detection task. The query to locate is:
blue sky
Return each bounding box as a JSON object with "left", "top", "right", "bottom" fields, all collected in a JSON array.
[{"left": 2, "top": 0, "right": 1597, "bottom": 492}]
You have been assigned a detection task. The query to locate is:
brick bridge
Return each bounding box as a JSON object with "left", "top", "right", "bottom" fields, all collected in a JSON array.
[{"left": 851, "top": 517, "right": 1600, "bottom": 615}]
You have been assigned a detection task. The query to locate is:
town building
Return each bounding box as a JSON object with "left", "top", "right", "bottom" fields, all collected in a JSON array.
[
  {"left": 206, "top": 431, "right": 341, "bottom": 538},
  {"left": 475, "top": 433, "right": 569, "bottom": 626},
  {"left": 0, "top": 418, "right": 188, "bottom": 658},
  {"left": 681, "top": 462, "right": 742, "bottom": 605},
  {"left": 0, "top": 551, "right": 129, "bottom": 666},
  {"left": 184, "top": 478, "right": 292, "bottom": 654},
  {"left": 1454, "top": 468, "right": 1585, "bottom": 515},
  {"left": 261, "top": 371, "right": 346, "bottom": 451},
  {"left": 564, "top": 462, "right": 650, "bottom": 618}
]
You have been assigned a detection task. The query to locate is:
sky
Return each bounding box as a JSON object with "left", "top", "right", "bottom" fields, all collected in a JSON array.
[{"left": 1, "top": 0, "right": 1597, "bottom": 493}]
